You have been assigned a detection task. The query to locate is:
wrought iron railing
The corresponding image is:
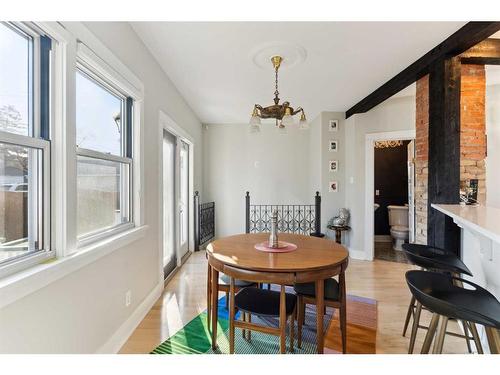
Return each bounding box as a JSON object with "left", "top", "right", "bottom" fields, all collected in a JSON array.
[
  {"left": 194, "top": 191, "right": 215, "bottom": 250},
  {"left": 245, "top": 192, "right": 322, "bottom": 236}
]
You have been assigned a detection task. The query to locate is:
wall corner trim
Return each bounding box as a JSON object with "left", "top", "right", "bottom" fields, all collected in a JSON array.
[{"left": 96, "top": 281, "right": 163, "bottom": 354}]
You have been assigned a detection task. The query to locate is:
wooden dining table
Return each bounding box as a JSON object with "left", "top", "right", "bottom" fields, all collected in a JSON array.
[{"left": 206, "top": 232, "right": 349, "bottom": 353}]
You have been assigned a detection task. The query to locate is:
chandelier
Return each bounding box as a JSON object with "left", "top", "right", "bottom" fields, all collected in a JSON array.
[
  {"left": 249, "top": 56, "right": 308, "bottom": 133},
  {"left": 374, "top": 140, "right": 404, "bottom": 149}
]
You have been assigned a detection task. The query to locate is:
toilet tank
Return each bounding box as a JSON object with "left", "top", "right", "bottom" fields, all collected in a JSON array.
[{"left": 387, "top": 205, "right": 409, "bottom": 227}]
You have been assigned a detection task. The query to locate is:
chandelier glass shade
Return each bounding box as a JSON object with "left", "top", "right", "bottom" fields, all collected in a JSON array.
[{"left": 249, "top": 55, "right": 308, "bottom": 132}]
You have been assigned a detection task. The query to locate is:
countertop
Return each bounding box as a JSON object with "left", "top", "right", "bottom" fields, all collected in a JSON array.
[{"left": 431, "top": 204, "right": 500, "bottom": 243}]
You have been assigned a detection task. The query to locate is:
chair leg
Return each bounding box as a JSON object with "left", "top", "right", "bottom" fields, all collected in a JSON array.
[
  {"left": 297, "top": 296, "right": 303, "bottom": 349},
  {"left": 225, "top": 291, "right": 229, "bottom": 309},
  {"left": 402, "top": 295, "right": 415, "bottom": 337},
  {"left": 229, "top": 278, "right": 236, "bottom": 354},
  {"left": 469, "top": 322, "right": 484, "bottom": 354},
  {"left": 279, "top": 285, "right": 287, "bottom": 354},
  {"left": 432, "top": 316, "right": 448, "bottom": 354},
  {"left": 247, "top": 313, "right": 252, "bottom": 342},
  {"left": 289, "top": 308, "right": 295, "bottom": 352},
  {"left": 421, "top": 313, "right": 440, "bottom": 354},
  {"left": 461, "top": 320, "right": 473, "bottom": 353},
  {"left": 408, "top": 301, "right": 422, "bottom": 354},
  {"left": 340, "top": 302, "right": 347, "bottom": 354},
  {"left": 206, "top": 263, "right": 211, "bottom": 331},
  {"left": 241, "top": 311, "right": 246, "bottom": 339}
]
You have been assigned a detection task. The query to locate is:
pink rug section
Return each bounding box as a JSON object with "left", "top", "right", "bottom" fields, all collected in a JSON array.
[{"left": 254, "top": 241, "right": 298, "bottom": 253}]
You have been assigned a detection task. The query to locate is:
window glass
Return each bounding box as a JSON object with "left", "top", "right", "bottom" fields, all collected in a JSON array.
[
  {"left": 76, "top": 71, "right": 123, "bottom": 155},
  {"left": 0, "top": 142, "right": 40, "bottom": 263},
  {"left": 77, "top": 155, "right": 129, "bottom": 237},
  {"left": 0, "top": 23, "right": 31, "bottom": 136}
]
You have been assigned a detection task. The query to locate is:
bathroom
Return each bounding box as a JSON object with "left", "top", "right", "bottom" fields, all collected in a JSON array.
[{"left": 373, "top": 139, "right": 414, "bottom": 263}]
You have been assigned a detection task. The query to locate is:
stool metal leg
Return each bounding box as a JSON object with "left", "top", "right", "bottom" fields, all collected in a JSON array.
[
  {"left": 470, "top": 322, "right": 484, "bottom": 354},
  {"left": 433, "top": 316, "right": 448, "bottom": 354},
  {"left": 460, "top": 320, "right": 473, "bottom": 353},
  {"left": 402, "top": 295, "right": 415, "bottom": 337},
  {"left": 485, "top": 327, "right": 500, "bottom": 354},
  {"left": 421, "top": 313, "right": 440, "bottom": 354},
  {"left": 408, "top": 301, "right": 422, "bottom": 354}
]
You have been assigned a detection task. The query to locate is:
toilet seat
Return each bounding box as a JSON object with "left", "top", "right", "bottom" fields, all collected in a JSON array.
[{"left": 391, "top": 225, "right": 409, "bottom": 234}]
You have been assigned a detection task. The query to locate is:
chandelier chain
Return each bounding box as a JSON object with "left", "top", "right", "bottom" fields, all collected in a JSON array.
[{"left": 274, "top": 66, "right": 279, "bottom": 102}]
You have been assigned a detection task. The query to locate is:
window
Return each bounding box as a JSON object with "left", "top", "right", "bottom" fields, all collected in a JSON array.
[
  {"left": 76, "top": 67, "right": 134, "bottom": 241},
  {"left": 0, "top": 22, "right": 51, "bottom": 267}
]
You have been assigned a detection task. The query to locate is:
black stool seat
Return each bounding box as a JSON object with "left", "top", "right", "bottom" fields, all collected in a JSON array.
[
  {"left": 293, "top": 278, "right": 340, "bottom": 301},
  {"left": 402, "top": 243, "right": 472, "bottom": 276},
  {"left": 234, "top": 287, "right": 297, "bottom": 317},
  {"left": 406, "top": 270, "right": 500, "bottom": 329}
]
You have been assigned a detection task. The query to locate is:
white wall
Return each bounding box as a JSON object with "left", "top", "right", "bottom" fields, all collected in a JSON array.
[
  {"left": 203, "top": 122, "right": 313, "bottom": 237},
  {"left": 486, "top": 83, "right": 500, "bottom": 209},
  {"left": 344, "top": 96, "right": 415, "bottom": 259},
  {"left": 0, "top": 22, "right": 203, "bottom": 353}
]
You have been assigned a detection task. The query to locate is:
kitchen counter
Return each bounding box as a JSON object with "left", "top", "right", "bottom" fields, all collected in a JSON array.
[{"left": 432, "top": 203, "right": 500, "bottom": 352}]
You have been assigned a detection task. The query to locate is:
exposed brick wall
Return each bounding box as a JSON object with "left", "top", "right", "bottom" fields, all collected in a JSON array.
[
  {"left": 415, "top": 75, "right": 429, "bottom": 245},
  {"left": 460, "top": 64, "right": 486, "bottom": 204}
]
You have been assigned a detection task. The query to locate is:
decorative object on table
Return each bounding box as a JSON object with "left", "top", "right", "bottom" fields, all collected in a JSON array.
[
  {"left": 329, "top": 119, "right": 339, "bottom": 132},
  {"left": 329, "top": 140, "right": 338, "bottom": 152},
  {"left": 269, "top": 209, "right": 279, "bottom": 248},
  {"left": 329, "top": 181, "right": 338, "bottom": 193},
  {"left": 328, "top": 208, "right": 350, "bottom": 227},
  {"left": 460, "top": 179, "right": 478, "bottom": 205},
  {"left": 254, "top": 241, "right": 298, "bottom": 253},
  {"left": 248, "top": 55, "right": 309, "bottom": 133},
  {"left": 329, "top": 160, "right": 338, "bottom": 172}
]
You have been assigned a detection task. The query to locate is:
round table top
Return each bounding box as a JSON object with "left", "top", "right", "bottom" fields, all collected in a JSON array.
[{"left": 207, "top": 233, "right": 349, "bottom": 273}]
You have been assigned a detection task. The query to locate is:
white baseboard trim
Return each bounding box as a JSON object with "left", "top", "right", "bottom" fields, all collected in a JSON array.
[
  {"left": 347, "top": 248, "right": 369, "bottom": 261},
  {"left": 96, "top": 281, "right": 163, "bottom": 354}
]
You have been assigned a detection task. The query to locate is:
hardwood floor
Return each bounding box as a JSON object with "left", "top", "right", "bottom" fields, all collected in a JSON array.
[{"left": 119, "top": 251, "right": 469, "bottom": 354}]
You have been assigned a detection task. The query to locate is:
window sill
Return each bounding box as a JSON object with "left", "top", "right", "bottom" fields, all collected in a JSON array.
[{"left": 0, "top": 225, "right": 149, "bottom": 309}]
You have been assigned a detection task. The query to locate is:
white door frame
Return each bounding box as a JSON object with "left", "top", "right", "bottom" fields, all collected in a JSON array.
[
  {"left": 158, "top": 110, "right": 195, "bottom": 282},
  {"left": 364, "top": 130, "right": 416, "bottom": 261}
]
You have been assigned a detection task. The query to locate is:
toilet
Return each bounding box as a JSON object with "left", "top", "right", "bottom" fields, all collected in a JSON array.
[{"left": 387, "top": 205, "right": 409, "bottom": 251}]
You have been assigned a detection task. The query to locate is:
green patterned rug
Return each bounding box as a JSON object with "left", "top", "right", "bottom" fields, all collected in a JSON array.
[{"left": 151, "top": 296, "right": 330, "bottom": 354}]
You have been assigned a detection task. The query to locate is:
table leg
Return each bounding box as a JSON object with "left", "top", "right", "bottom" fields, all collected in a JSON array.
[
  {"left": 335, "top": 230, "right": 341, "bottom": 244},
  {"left": 211, "top": 267, "right": 219, "bottom": 350},
  {"left": 315, "top": 279, "right": 325, "bottom": 354},
  {"left": 206, "top": 263, "right": 211, "bottom": 330}
]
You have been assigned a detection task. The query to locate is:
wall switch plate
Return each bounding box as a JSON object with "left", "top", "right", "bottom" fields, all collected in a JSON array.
[
  {"left": 125, "top": 290, "right": 132, "bottom": 307},
  {"left": 375, "top": 189, "right": 380, "bottom": 196}
]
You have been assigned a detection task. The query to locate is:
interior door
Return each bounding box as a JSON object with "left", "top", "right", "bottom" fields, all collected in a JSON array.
[
  {"left": 407, "top": 140, "right": 416, "bottom": 243},
  {"left": 178, "top": 140, "right": 190, "bottom": 259},
  {"left": 162, "top": 130, "right": 177, "bottom": 278}
]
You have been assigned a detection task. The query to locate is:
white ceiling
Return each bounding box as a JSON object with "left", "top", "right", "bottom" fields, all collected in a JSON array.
[{"left": 131, "top": 22, "right": 467, "bottom": 124}]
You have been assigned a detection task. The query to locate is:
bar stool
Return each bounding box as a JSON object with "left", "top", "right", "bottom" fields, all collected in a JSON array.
[
  {"left": 401, "top": 243, "right": 476, "bottom": 353},
  {"left": 405, "top": 270, "right": 500, "bottom": 354}
]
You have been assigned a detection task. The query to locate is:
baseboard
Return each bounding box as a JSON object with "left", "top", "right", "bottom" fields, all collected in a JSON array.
[
  {"left": 347, "top": 248, "right": 368, "bottom": 260},
  {"left": 374, "top": 235, "right": 392, "bottom": 243},
  {"left": 96, "top": 281, "right": 163, "bottom": 354}
]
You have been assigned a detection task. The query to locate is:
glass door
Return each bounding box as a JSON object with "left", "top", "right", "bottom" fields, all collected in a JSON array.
[
  {"left": 162, "top": 130, "right": 177, "bottom": 278},
  {"left": 179, "top": 140, "right": 189, "bottom": 259}
]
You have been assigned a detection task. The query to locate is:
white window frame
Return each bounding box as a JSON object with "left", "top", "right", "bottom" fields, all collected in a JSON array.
[
  {"left": 0, "top": 22, "right": 53, "bottom": 278},
  {"left": 72, "top": 34, "right": 144, "bottom": 250},
  {"left": 75, "top": 64, "right": 134, "bottom": 247}
]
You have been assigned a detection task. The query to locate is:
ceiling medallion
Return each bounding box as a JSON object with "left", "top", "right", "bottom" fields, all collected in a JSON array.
[
  {"left": 249, "top": 55, "right": 308, "bottom": 134},
  {"left": 374, "top": 140, "right": 404, "bottom": 149}
]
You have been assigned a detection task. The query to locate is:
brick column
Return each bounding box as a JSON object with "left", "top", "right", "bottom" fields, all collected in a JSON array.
[
  {"left": 415, "top": 75, "right": 429, "bottom": 245},
  {"left": 460, "top": 64, "right": 486, "bottom": 204}
]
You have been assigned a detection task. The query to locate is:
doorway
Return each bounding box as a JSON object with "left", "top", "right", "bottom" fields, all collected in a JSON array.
[
  {"left": 364, "top": 130, "right": 415, "bottom": 261},
  {"left": 159, "top": 111, "right": 194, "bottom": 281}
]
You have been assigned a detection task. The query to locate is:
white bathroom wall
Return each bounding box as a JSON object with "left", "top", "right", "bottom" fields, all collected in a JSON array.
[{"left": 0, "top": 22, "right": 203, "bottom": 353}]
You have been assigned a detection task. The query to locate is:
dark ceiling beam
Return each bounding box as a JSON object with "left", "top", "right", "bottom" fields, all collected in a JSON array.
[
  {"left": 460, "top": 38, "right": 500, "bottom": 65},
  {"left": 345, "top": 22, "right": 500, "bottom": 119}
]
